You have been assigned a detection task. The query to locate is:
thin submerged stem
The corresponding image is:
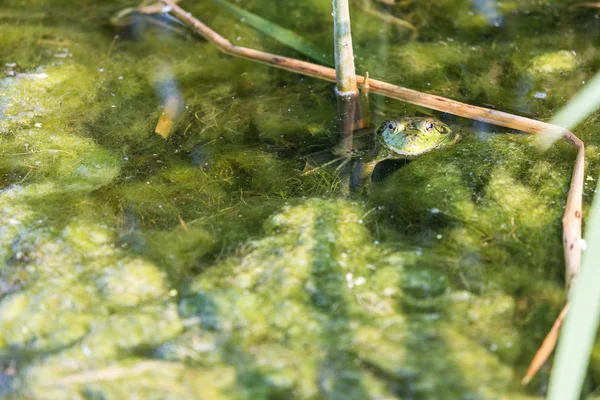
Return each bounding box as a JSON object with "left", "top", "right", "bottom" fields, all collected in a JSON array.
[{"left": 160, "top": 0, "right": 585, "bottom": 383}]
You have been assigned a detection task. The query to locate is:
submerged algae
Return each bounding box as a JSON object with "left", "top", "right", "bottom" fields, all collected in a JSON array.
[
  {"left": 174, "top": 199, "right": 533, "bottom": 399},
  {"left": 1, "top": 0, "right": 600, "bottom": 398}
]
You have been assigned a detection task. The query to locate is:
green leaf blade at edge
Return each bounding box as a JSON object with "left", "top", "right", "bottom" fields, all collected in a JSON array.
[
  {"left": 208, "top": 0, "right": 334, "bottom": 67},
  {"left": 547, "top": 196, "right": 600, "bottom": 399},
  {"left": 547, "top": 72, "right": 600, "bottom": 399}
]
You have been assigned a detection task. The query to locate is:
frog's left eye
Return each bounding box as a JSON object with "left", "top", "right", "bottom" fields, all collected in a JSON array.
[
  {"left": 427, "top": 123, "right": 434, "bottom": 131},
  {"left": 385, "top": 120, "right": 398, "bottom": 131}
]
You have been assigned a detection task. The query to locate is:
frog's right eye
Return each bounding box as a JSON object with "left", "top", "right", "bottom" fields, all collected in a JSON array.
[{"left": 388, "top": 123, "right": 394, "bottom": 129}]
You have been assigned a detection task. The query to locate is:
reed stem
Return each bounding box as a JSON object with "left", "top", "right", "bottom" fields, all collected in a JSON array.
[{"left": 333, "top": 0, "right": 358, "bottom": 96}]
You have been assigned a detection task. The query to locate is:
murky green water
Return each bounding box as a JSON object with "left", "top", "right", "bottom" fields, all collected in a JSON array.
[{"left": 2, "top": 0, "right": 600, "bottom": 398}]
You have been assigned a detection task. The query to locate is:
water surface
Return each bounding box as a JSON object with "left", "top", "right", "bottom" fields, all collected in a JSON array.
[{"left": 1, "top": 0, "right": 600, "bottom": 398}]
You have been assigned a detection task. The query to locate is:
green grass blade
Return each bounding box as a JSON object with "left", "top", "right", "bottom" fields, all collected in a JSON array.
[
  {"left": 207, "top": 0, "right": 334, "bottom": 66},
  {"left": 551, "top": 72, "right": 600, "bottom": 129},
  {"left": 545, "top": 71, "right": 600, "bottom": 399},
  {"left": 539, "top": 72, "right": 600, "bottom": 150},
  {"left": 547, "top": 178, "right": 600, "bottom": 399}
]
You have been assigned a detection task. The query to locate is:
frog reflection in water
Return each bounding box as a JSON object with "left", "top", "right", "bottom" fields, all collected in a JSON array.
[{"left": 353, "top": 117, "right": 460, "bottom": 187}]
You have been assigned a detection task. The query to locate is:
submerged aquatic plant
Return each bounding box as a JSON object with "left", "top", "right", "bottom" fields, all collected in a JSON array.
[{"left": 2, "top": 0, "right": 600, "bottom": 398}]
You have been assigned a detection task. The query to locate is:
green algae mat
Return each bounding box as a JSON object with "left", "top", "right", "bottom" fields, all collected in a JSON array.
[{"left": 2, "top": 0, "right": 600, "bottom": 398}]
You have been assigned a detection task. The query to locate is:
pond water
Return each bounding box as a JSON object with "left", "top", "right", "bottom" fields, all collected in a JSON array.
[{"left": 1, "top": 0, "right": 600, "bottom": 398}]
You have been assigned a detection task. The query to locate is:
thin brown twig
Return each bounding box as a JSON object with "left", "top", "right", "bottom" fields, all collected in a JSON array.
[
  {"left": 160, "top": 0, "right": 585, "bottom": 382},
  {"left": 363, "top": 72, "right": 370, "bottom": 96},
  {"left": 177, "top": 215, "right": 188, "bottom": 232},
  {"left": 522, "top": 303, "right": 570, "bottom": 385},
  {"left": 569, "top": 2, "right": 600, "bottom": 9}
]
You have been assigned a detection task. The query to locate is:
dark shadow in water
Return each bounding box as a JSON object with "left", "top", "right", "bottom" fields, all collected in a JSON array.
[{"left": 370, "top": 158, "right": 412, "bottom": 184}]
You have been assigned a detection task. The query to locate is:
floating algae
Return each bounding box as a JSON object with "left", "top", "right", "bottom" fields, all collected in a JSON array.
[
  {"left": 2, "top": 0, "right": 600, "bottom": 398},
  {"left": 171, "top": 199, "right": 535, "bottom": 399}
]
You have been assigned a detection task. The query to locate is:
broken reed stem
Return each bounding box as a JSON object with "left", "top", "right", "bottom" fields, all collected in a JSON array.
[
  {"left": 333, "top": 0, "right": 358, "bottom": 194},
  {"left": 569, "top": 2, "right": 600, "bottom": 10},
  {"left": 522, "top": 304, "right": 570, "bottom": 385},
  {"left": 333, "top": 0, "right": 358, "bottom": 95},
  {"left": 161, "top": 0, "right": 585, "bottom": 381}
]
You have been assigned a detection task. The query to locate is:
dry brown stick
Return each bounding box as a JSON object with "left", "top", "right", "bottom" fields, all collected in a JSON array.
[
  {"left": 569, "top": 2, "right": 600, "bottom": 9},
  {"left": 161, "top": 0, "right": 585, "bottom": 380},
  {"left": 522, "top": 303, "right": 570, "bottom": 385}
]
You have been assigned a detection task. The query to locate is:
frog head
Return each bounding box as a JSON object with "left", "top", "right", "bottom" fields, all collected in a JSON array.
[{"left": 376, "top": 117, "right": 459, "bottom": 157}]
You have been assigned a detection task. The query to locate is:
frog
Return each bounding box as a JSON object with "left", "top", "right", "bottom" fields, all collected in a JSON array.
[{"left": 353, "top": 117, "right": 460, "bottom": 187}]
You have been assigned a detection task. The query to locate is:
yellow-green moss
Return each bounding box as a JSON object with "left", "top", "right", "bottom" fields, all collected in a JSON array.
[{"left": 2, "top": 0, "right": 600, "bottom": 398}]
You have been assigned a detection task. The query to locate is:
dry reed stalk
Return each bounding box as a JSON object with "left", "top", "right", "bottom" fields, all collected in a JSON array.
[
  {"left": 522, "top": 304, "right": 570, "bottom": 384},
  {"left": 569, "top": 2, "right": 600, "bottom": 9},
  {"left": 333, "top": 0, "right": 358, "bottom": 96}
]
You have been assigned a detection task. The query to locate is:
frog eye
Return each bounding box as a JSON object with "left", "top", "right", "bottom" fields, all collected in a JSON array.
[
  {"left": 427, "top": 122, "right": 434, "bottom": 131},
  {"left": 388, "top": 122, "right": 395, "bottom": 130}
]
